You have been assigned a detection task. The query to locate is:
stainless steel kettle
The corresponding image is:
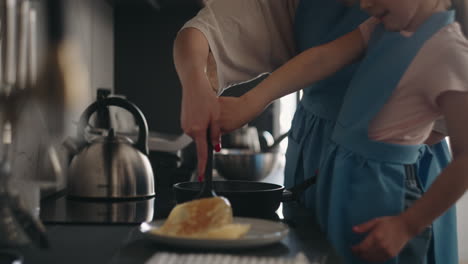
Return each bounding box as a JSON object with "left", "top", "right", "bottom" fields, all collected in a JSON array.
[{"left": 67, "top": 97, "right": 155, "bottom": 199}]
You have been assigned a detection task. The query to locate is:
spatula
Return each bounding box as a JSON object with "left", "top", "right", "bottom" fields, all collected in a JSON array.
[{"left": 196, "top": 129, "right": 217, "bottom": 199}]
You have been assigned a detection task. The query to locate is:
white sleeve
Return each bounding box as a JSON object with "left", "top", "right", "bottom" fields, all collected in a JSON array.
[
  {"left": 179, "top": 0, "right": 297, "bottom": 90},
  {"left": 432, "top": 118, "right": 448, "bottom": 136}
]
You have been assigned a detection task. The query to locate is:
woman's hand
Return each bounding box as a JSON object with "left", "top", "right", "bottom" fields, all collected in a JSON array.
[
  {"left": 175, "top": 28, "right": 222, "bottom": 179},
  {"left": 180, "top": 78, "right": 221, "bottom": 178},
  {"left": 351, "top": 215, "right": 413, "bottom": 262}
]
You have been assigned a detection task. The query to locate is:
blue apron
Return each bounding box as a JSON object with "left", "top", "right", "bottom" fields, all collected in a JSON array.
[
  {"left": 316, "top": 11, "right": 457, "bottom": 264},
  {"left": 417, "top": 142, "right": 458, "bottom": 264},
  {"left": 285, "top": 1, "right": 367, "bottom": 210}
]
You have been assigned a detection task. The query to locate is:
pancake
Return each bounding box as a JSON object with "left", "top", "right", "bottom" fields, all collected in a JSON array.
[{"left": 152, "top": 196, "right": 250, "bottom": 239}]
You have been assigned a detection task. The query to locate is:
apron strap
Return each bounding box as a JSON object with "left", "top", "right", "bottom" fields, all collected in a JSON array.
[{"left": 333, "top": 11, "right": 456, "bottom": 164}]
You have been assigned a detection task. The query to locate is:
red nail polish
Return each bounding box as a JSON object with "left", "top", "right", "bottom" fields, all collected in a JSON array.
[
  {"left": 198, "top": 175, "right": 203, "bottom": 182},
  {"left": 215, "top": 143, "right": 221, "bottom": 152}
]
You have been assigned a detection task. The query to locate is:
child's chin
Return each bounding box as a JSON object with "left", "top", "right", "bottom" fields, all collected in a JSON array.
[{"left": 383, "top": 23, "right": 403, "bottom": 32}]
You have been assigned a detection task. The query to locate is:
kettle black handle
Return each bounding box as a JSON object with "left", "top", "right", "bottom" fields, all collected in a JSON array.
[{"left": 77, "top": 97, "right": 149, "bottom": 155}]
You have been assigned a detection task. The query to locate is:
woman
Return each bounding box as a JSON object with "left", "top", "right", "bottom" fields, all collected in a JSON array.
[{"left": 174, "top": 0, "right": 368, "bottom": 206}]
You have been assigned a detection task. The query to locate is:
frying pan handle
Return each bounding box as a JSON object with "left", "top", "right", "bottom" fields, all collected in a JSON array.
[
  {"left": 282, "top": 189, "right": 294, "bottom": 202},
  {"left": 281, "top": 173, "right": 317, "bottom": 202}
]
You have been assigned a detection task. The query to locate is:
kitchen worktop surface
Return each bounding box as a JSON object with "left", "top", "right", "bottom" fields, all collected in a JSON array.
[
  {"left": 11, "top": 160, "right": 343, "bottom": 264},
  {"left": 15, "top": 198, "right": 342, "bottom": 264}
]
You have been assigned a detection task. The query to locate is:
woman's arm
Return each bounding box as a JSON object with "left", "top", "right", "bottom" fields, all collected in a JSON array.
[
  {"left": 219, "top": 28, "right": 366, "bottom": 132},
  {"left": 174, "top": 27, "right": 221, "bottom": 178}
]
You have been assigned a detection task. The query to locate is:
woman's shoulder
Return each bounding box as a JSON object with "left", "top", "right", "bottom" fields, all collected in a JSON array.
[
  {"left": 202, "top": 0, "right": 297, "bottom": 14},
  {"left": 184, "top": 0, "right": 297, "bottom": 31}
]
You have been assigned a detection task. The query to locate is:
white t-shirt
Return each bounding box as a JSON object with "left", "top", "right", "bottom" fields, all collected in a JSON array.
[
  {"left": 181, "top": 0, "right": 299, "bottom": 92},
  {"left": 360, "top": 18, "right": 468, "bottom": 144}
]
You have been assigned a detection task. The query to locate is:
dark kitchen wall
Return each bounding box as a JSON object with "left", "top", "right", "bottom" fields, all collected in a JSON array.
[
  {"left": 67, "top": 0, "right": 114, "bottom": 119},
  {"left": 114, "top": 2, "right": 200, "bottom": 135}
]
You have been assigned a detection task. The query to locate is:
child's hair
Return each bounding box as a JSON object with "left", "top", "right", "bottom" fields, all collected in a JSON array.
[{"left": 453, "top": 0, "right": 468, "bottom": 35}]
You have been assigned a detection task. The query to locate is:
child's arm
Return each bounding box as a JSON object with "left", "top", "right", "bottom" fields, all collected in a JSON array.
[
  {"left": 352, "top": 90, "right": 468, "bottom": 262},
  {"left": 219, "top": 28, "right": 366, "bottom": 132},
  {"left": 402, "top": 90, "right": 468, "bottom": 233}
]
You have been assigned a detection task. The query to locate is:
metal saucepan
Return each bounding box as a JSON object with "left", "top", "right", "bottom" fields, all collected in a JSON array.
[
  {"left": 214, "top": 149, "right": 280, "bottom": 181},
  {"left": 259, "top": 131, "right": 289, "bottom": 153},
  {"left": 173, "top": 175, "right": 316, "bottom": 217},
  {"left": 221, "top": 126, "right": 261, "bottom": 152},
  {"left": 214, "top": 132, "right": 289, "bottom": 181}
]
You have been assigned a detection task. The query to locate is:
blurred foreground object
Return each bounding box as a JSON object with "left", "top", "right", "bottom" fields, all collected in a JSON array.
[{"left": 0, "top": 0, "right": 87, "bottom": 248}]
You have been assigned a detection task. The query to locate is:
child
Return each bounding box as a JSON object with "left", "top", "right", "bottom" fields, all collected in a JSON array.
[{"left": 218, "top": 0, "right": 467, "bottom": 263}]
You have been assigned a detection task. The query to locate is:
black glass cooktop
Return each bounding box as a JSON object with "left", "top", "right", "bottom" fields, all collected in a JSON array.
[
  {"left": 40, "top": 161, "right": 285, "bottom": 225},
  {"left": 39, "top": 189, "right": 178, "bottom": 225},
  {"left": 40, "top": 191, "right": 280, "bottom": 225}
]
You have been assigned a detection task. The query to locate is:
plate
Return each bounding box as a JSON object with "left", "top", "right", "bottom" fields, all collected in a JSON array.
[{"left": 139, "top": 217, "right": 289, "bottom": 249}]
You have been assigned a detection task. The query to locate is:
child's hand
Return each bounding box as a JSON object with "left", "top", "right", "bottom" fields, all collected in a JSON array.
[
  {"left": 218, "top": 95, "right": 263, "bottom": 133},
  {"left": 351, "top": 216, "right": 413, "bottom": 262}
]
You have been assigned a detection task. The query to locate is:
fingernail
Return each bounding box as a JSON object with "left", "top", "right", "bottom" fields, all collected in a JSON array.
[{"left": 215, "top": 143, "right": 221, "bottom": 152}]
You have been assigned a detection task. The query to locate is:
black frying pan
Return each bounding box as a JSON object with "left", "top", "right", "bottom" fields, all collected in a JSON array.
[{"left": 173, "top": 175, "right": 316, "bottom": 217}]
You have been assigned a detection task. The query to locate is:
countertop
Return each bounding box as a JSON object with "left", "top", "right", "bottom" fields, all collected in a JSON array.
[
  {"left": 14, "top": 201, "right": 342, "bottom": 264},
  {"left": 9, "top": 158, "right": 343, "bottom": 264}
]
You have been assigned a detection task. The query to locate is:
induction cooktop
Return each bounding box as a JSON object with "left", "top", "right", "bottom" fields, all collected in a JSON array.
[
  {"left": 40, "top": 191, "right": 280, "bottom": 225},
  {"left": 40, "top": 192, "right": 168, "bottom": 225}
]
